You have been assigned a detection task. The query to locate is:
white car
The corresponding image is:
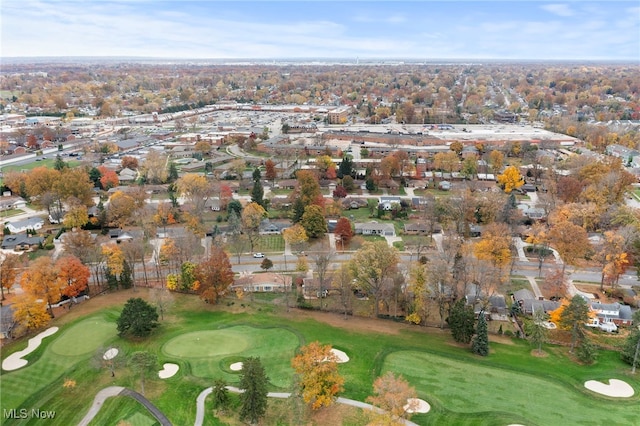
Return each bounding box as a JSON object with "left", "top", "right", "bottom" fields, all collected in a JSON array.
[{"left": 253, "top": 252, "right": 264, "bottom": 258}]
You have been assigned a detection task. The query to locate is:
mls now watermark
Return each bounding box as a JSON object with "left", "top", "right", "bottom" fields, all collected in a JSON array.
[{"left": 4, "top": 408, "right": 56, "bottom": 420}]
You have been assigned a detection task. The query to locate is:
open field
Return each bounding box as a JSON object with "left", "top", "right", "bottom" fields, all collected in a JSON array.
[{"left": 1, "top": 289, "right": 638, "bottom": 425}]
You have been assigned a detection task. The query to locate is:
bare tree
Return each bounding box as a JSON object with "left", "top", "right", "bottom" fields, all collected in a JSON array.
[{"left": 313, "top": 250, "right": 335, "bottom": 311}]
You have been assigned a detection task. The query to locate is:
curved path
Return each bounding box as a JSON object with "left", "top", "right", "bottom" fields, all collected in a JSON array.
[
  {"left": 194, "top": 386, "right": 419, "bottom": 426},
  {"left": 77, "top": 386, "right": 172, "bottom": 426}
]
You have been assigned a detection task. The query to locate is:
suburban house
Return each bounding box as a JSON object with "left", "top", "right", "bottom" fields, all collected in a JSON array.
[
  {"left": 466, "top": 294, "right": 508, "bottom": 319},
  {"left": 379, "top": 196, "right": 402, "bottom": 211},
  {"left": 118, "top": 167, "right": 137, "bottom": 183},
  {"left": 5, "top": 217, "right": 44, "bottom": 234},
  {"left": 259, "top": 219, "right": 290, "bottom": 235},
  {"left": 589, "top": 302, "right": 634, "bottom": 327},
  {"left": 0, "top": 234, "right": 44, "bottom": 250},
  {"left": 512, "top": 288, "right": 561, "bottom": 315},
  {"left": 205, "top": 197, "right": 221, "bottom": 211},
  {"left": 354, "top": 221, "right": 396, "bottom": 237},
  {"left": 0, "top": 196, "right": 27, "bottom": 211}
]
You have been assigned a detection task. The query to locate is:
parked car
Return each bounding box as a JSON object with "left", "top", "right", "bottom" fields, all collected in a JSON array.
[{"left": 253, "top": 252, "right": 264, "bottom": 258}]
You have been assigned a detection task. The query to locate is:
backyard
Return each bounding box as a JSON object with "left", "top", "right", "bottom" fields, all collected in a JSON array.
[{"left": 0, "top": 288, "right": 638, "bottom": 425}]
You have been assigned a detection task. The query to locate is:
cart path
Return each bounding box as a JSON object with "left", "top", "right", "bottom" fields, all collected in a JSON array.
[
  {"left": 194, "top": 386, "right": 419, "bottom": 426},
  {"left": 77, "top": 386, "right": 172, "bottom": 426}
]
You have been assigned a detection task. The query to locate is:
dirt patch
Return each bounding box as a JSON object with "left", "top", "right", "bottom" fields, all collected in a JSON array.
[
  {"left": 531, "top": 349, "right": 548, "bottom": 358},
  {"left": 287, "top": 309, "right": 415, "bottom": 335},
  {"left": 489, "top": 335, "right": 516, "bottom": 345}
]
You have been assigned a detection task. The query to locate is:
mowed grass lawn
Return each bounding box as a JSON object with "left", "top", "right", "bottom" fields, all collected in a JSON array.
[{"left": 1, "top": 289, "right": 639, "bottom": 426}]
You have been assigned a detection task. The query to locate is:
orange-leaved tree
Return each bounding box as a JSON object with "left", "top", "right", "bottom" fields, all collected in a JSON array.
[
  {"left": 195, "top": 246, "right": 234, "bottom": 304},
  {"left": 0, "top": 253, "right": 21, "bottom": 300},
  {"left": 366, "top": 371, "right": 419, "bottom": 423},
  {"left": 291, "top": 341, "right": 344, "bottom": 410},
  {"left": 12, "top": 294, "right": 51, "bottom": 334},
  {"left": 20, "top": 257, "right": 61, "bottom": 317},
  {"left": 56, "top": 255, "right": 90, "bottom": 298}
]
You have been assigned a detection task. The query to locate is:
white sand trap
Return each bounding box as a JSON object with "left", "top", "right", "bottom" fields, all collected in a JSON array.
[
  {"left": 2, "top": 327, "right": 59, "bottom": 371},
  {"left": 404, "top": 398, "right": 430, "bottom": 414},
  {"left": 158, "top": 363, "right": 179, "bottom": 379},
  {"left": 103, "top": 348, "right": 119, "bottom": 360},
  {"left": 330, "top": 348, "right": 349, "bottom": 363},
  {"left": 230, "top": 362, "right": 243, "bottom": 371},
  {"left": 584, "top": 379, "right": 634, "bottom": 398}
]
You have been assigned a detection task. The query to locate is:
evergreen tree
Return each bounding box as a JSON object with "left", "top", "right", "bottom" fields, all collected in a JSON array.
[
  {"left": 338, "top": 156, "right": 353, "bottom": 178},
  {"left": 105, "top": 268, "right": 119, "bottom": 290},
  {"left": 560, "top": 295, "right": 591, "bottom": 353},
  {"left": 211, "top": 378, "right": 229, "bottom": 410},
  {"left": 620, "top": 311, "right": 640, "bottom": 369},
  {"left": 54, "top": 154, "right": 67, "bottom": 171},
  {"left": 252, "top": 167, "right": 261, "bottom": 182},
  {"left": 239, "top": 357, "right": 269, "bottom": 424},
  {"left": 167, "top": 162, "right": 179, "bottom": 182},
  {"left": 448, "top": 299, "right": 475, "bottom": 344},
  {"left": 120, "top": 260, "right": 133, "bottom": 289},
  {"left": 251, "top": 179, "right": 264, "bottom": 208},
  {"left": 472, "top": 311, "right": 489, "bottom": 356},
  {"left": 576, "top": 337, "right": 597, "bottom": 364},
  {"left": 117, "top": 298, "right": 159, "bottom": 338},
  {"left": 291, "top": 197, "right": 306, "bottom": 223}
]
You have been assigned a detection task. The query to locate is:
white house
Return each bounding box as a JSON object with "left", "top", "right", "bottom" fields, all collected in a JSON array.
[
  {"left": 5, "top": 217, "right": 44, "bottom": 234},
  {"left": 354, "top": 221, "right": 396, "bottom": 237}
]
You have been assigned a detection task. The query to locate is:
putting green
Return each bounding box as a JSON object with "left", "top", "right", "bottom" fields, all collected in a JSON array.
[
  {"left": 50, "top": 317, "right": 117, "bottom": 357},
  {"left": 163, "top": 325, "right": 299, "bottom": 388},
  {"left": 383, "top": 350, "right": 638, "bottom": 425},
  {"left": 163, "top": 329, "right": 250, "bottom": 358}
]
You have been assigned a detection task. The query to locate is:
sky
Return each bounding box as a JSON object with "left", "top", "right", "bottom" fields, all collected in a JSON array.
[{"left": 2, "top": 1, "right": 639, "bottom": 61}]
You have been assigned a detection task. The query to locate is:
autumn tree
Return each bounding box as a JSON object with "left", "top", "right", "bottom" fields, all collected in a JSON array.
[
  {"left": 11, "top": 294, "right": 51, "bottom": 334},
  {"left": 265, "top": 159, "right": 277, "bottom": 182},
  {"left": 63, "top": 203, "right": 89, "bottom": 229},
  {"left": 107, "top": 190, "right": 137, "bottom": 227},
  {"left": 598, "top": 231, "right": 630, "bottom": 290},
  {"left": 141, "top": 150, "right": 168, "bottom": 184},
  {"left": 98, "top": 166, "right": 119, "bottom": 190},
  {"left": 239, "top": 357, "right": 269, "bottom": 424},
  {"left": 55, "top": 256, "right": 90, "bottom": 299},
  {"left": 282, "top": 223, "right": 309, "bottom": 254},
  {"left": 117, "top": 298, "right": 159, "bottom": 338},
  {"left": 0, "top": 253, "right": 21, "bottom": 300},
  {"left": 121, "top": 156, "right": 139, "bottom": 170},
  {"left": 473, "top": 223, "right": 512, "bottom": 268},
  {"left": 548, "top": 220, "right": 591, "bottom": 274},
  {"left": 260, "top": 258, "right": 273, "bottom": 271},
  {"left": 497, "top": 165, "right": 524, "bottom": 193},
  {"left": 406, "top": 263, "right": 429, "bottom": 326},
  {"left": 334, "top": 217, "right": 353, "bottom": 249},
  {"left": 129, "top": 351, "right": 158, "bottom": 396},
  {"left": 300, "top": 205, "right": 327, "bottom": 238},
  {"left": 291, "top": 341, "right": 345, "bottom": 410},
  {"left": 488, "top": 150, "right": 504, "bottom": 175},
  {"left": 366, "top": 372, "right": 418, "bottom": 424},
  {"left": 195, "top": 246, "right": 234, "bottom": 304},
  {"left": 349, "top": 241, "right": 399, "bottom": 316},
  {"left": 177, "top": 173, "right": 213, "bottom": 225},
  {"left": 20, "top": 256, "right": 61, "bottom": 317},
  {"left": 102, "top": 243, "right": 125, "bottom": 278},
  {"left": 241, "top": 202, "right": 267, "bottom": 253}
]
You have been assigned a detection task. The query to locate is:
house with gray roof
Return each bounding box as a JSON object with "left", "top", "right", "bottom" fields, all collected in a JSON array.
[
  {"left": 354, "top": 221, "right": 395, "bottom": 237},
  {"left": 1, "top": 234, "right": 44, "bottom": 250},
  {"left": 5, "top": 217, "right": 44, "bottom": 234}
]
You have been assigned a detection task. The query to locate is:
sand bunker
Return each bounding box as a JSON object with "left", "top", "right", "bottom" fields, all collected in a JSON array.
[
  {"left": 404, "top": 398, "right": 430, "bottom": 413},
  {"left": 330, "top": 348, "right": 349, "bottom": 363},
  {"left": 158, "top": 363, "right": 179, "bottom": 379},
  {"left": 230, "top": 362, "right": 243, "bottom": 371},
  {"left": 103, "top": 348, "right": 119, "bottom": 360},
  {"left": 584, "top": 379, "right": 634, "bottom": 398},
  {"left": 2, "top": 327, "right": 59, "bottom": 371}
]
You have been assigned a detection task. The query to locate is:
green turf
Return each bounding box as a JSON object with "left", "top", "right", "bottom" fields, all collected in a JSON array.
[
  {"left": 384, "top": 350, "right": 640, "bottom": 425},
  {"left": 162, "top": 325, "right": 298, "bottom": 388},
  {"left": 2, "top": 291, "right": 639, "bottom": 426},
  {"left": 49, "top": 318, "right": 116, "bottom": 356},
  {"left": 88, "top": 396, "right": 160, "bottom": 426}
]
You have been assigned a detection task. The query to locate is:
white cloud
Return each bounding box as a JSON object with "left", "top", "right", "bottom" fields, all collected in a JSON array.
[{"left": 541, "top": 4, "right": 574, "bottom": 17}]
